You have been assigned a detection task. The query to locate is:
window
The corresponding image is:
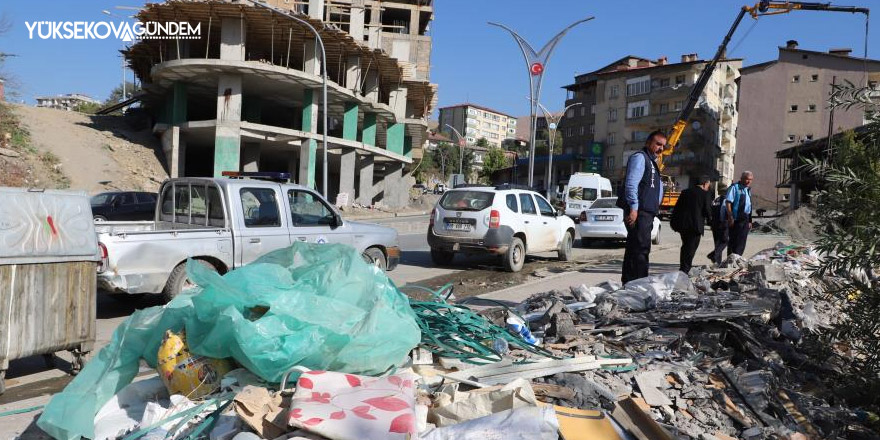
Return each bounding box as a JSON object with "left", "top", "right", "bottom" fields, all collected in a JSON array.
[
  {"left": 626, "top": 76, "right": 651, "bottom": 96},
  {"left": 288, "top": 190, "right": 335, "bottom": 227},
  {"left": 659, "top": 78, "right": 670, "bottom": 87},
  {"left": 113, "top": 192, "right": 135, "bottom": 206},
  {"left": 792, "top": 75, "right": 800, "bottom": 83},
  {"left": 160, "top": 185, "right": 173, "bottom": 218},
  {"left": 807, "top": 104, "right": 817, "bottom": 112},
  {"left": 810, "top": 74, "right": 819, "bottom": 82},
  {"left": 589, "top": 124, "right": 595, "bottom": 134},
  {"left": 786, "top": 134, "right": 796, "bottom": 142},
  {"left": 632, "top": 131, "right": 649, "bottom": 142},
  {"left": 566, "top": 108, "right": 575, "bottom": 118},
  {"left": 134, "top": 192, "right": 156, "bottom": 204},
  {"left": 590, "top": 104, "right": 596, "bottom": 114},
  {"left": 579, "top": 107, "right": 586, "bottom": 117},
  {"left": 627, "top": 100, "right": 649, "bottom": 119},
  {"left": 607, "top": 156, "right": 615, "bottom": 170},
  {"left": 591, "top": 198, "right": 616, "bottom": 209},
  {"left": 610, "top": 85, "right": 619, "bottom": 98},
  {"left": 579, "top": 126, "right": 585, "bottom": 136},
  {"left": 174, "top": 185, "right": 190, "bottom": 222},
  {"left": 240, "top": 188, "right": 280, "bottom": 227},
  {"left": 805, "top": 134, "right": 814, "bottom": 141},
  {"left": 440, "top": 191, "right": 494, "bottom": 211},
  {"left": 609, "top": 108, "right": 618, "bottom": 122},
  {"left": 789, "top": 105, "right": 798, "bottom": 112},
  {"left": 190, "top": 185, "right": 208, "bottom": 225},
  {"left": 519, "top": 194, "right": 537, "bottom": 215},
  {"left": 608, "top": 133, "right": 616, "bottom": 144},
  {"left": 675, "top": 75, "right": 685, "bottom": 85},
  {"left": 467, "top": 108, "right": 477, "bottom": 115},
  {"left": 570, "top": 188, "right": 598, "bottom": 202},
  {"left": 535, "top": 196, "right": 555, "bottom": 217},
  {"left": 659, "top": 103, "right": 669, "bottom": 113},
  {"left": 506, "top": 194, "right": 518, "bottom": 212},
  {"left": 674, "top": 101, "right": 684, "bottom": 111},
  {"left": 207, "top": 186, "right": 225, "bottom": 226}
]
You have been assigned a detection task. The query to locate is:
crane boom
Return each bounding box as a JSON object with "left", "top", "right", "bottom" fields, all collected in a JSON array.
[{"left": 661, "top": 1, "right": 869, "bottom": 170}]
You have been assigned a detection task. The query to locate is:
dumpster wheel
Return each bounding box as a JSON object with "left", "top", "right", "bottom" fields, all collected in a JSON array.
[{"left": 71, "top": 349, "right": 87, "bottom": 375}]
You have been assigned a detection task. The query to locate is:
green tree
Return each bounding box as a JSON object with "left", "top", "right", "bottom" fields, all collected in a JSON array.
[
  {"left": 73, "top": 101, "right": 102, "bottom": 114},
  {"left": 479, "top": 147, "right": 511, "bottom": 184},
  {"left": 475, "top": 137, "right": 490, "bottom": 148},
  {"left": 104, "top": 81, "right": 140, "bottom": 106},
  {"left": 805, "top": 81, "right": 880, "bottom": 377},
  {"left": 535, "top": 129, "right": 564, "bottom": 155}
]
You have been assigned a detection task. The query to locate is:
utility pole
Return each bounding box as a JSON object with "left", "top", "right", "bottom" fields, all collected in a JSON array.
[{"left": 489, "top": 17, "right": 593, "bottom": 188}]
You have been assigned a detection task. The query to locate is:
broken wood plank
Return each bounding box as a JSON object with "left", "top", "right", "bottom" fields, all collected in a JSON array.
[{"left": 445, "top": 356, "right": 632, "bottom": 386}]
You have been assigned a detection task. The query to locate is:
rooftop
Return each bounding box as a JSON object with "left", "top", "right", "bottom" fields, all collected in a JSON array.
[{"left": 439, "top": 102, "right": 514, "bottom": 119}]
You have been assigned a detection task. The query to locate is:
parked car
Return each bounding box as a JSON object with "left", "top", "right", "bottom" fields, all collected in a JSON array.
[
  {"left": 562, "top": 173, "right": 613, "bottom": 219},
  {"left": 427, "top": 184, "right": 576, "bottom": 272},
  {"left": 577, "top": 197, "right": 661, "bottom": 247},
  {"left": 433, "top": 184, "right": 447, "bottom": 195},
  {"left": 96, "top": 173, "right": 400, "bottom": 301},
  {"left": 413, "top": 184, "right": 429, "bottom": 194},
  {"left": 91, "top": 191, "right": 158, "bottom": 221}
]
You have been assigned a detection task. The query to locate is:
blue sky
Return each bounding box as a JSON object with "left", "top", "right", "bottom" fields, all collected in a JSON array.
[{"left": 1, "top": 0, "right": 876, "bottom": 118}]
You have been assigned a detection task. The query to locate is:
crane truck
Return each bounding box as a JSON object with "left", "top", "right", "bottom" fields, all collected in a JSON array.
[{"left": 658, "top": 0, "right": 869, "bottom": 217}]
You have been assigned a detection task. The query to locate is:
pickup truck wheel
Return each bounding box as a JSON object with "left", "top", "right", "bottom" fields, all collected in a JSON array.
[
  {"left": 362, "top": 247, "right": 387, "bottom": 271},
  {"left": 558, "top": 231, "right": 574, "bottom": 261},
  {"left": 430, "top": 248, "right": 454, "bottom": 266},
  {"left": 502, "top": 237, "right": 525, "bottom": 272},
  {"left": 163, "top": 260, "right": 216, "bottom": 302}
]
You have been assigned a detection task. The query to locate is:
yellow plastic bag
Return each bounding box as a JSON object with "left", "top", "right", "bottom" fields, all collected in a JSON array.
[{"left": 157, "top": 330, "right": 233, "bottom": 399}]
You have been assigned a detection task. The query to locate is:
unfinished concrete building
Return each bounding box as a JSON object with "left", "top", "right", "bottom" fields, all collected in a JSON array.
[{"left": 127, "top": 0, "right": 436, "bottom": 208}]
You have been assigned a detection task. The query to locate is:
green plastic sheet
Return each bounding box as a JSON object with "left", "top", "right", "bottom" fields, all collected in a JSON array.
[{"left": 38, "top": 242, "right": 421, "bottom": 440}]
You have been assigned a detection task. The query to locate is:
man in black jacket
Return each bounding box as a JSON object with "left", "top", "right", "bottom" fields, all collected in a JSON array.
[{"left": 671, "top": 176, "right": 712, "bottom": 274}]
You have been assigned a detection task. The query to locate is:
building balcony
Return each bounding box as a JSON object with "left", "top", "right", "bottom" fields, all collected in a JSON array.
[
  {"left": 645, "top": 84, "right": 689, "bottom": 101},
  {"left": 625, "top": 110, "right": 679, "bottom": 127}
]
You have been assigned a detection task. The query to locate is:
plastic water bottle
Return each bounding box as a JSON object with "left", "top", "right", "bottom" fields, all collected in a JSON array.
[{"left": 506, "top": 316, "right": 537, "bottom": 345}]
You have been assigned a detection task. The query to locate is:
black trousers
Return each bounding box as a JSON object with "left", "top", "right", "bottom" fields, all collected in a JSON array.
[
  {"left": 728, "top": 221, "right": 750, "bottom": 257},
  {"left": 679, "top": 232, "right": 702, "bottom": 274},
  {"left": 622, "top": 211, "right": 655, "bottom": 284},
  {"left": 709, "top": 226, "right": 728, "bottom": 265}
]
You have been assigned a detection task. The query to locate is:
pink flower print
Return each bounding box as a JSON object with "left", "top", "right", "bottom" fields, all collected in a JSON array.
[{"left": 307, "top": 392, "right": 331, "bottom": 404}]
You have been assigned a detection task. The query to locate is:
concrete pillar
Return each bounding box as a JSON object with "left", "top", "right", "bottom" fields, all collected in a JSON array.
[
  {"left": 308, "top": 0, "right": 325, "bottom": 20},
  {"left": 382, "top": 162, "right": 406, "bottom": 207},
  {"left": 220, "top": 17, "right": 246, "bottom": 61},
  {"left": 363, "top": 70, "right": 379, "bottom": 102},
  {"left": 299, "top": 89, "right": 318, "bottom": 188},
  {"left": 241, "top": 142, "right": 260, "bottom": 172},
  {"left": 214, "top": 75, "right": 242, "bottom": 177},
  {"left": 357, "top": 155, "right": 375, "bottom": 205},
  {"left": 304, "top": 39, "right": 322, "bottom": 76},
  {"left": 343, "top": 102, "right": 359, "bottom": 141},
  {"left": 362, "top": 113, "right": 377, "bottom": 146},
  {"left": 368, "top": 4, "right": 381, "bottom": 49},
  {"left": 161, "top": 126, "right": 186, "bottom": 177},
  {"left": 409, "top": 8, "right": 420, "bottom": 36},
  {"left": 349, "top": 0, "right": 366, "bottom": 43},
  {"left": 345, "top": 55, "right": 361, "bottom": 92},
  {"left": 338, "top": 149, "right": 356, "bottom": 206},
  {"left": 171, "top": 82, "right": 187, "bottom": 125},
  {"left": 790, "top": 184, "right": 798, "bottom": 210},
  {"left": 390, "top": 87, "right": 407, "bottom": 119}
]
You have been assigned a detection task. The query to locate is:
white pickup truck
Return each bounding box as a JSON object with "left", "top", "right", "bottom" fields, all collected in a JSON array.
[{"left": 97, "top": 174, "right": 400, "bottom": 300}]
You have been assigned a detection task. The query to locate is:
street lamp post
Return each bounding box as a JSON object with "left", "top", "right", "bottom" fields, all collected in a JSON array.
[
  {"left": 247, "top": 1, "right": 329, "bottom": 198},
  {"left": 101, "top": 10, "right": 132, "bottom": 104},
  {"left": 489, "top": 17, "right": 593, "bottom": 188},
  {"left": 537, "top": 102, "right": 581, "bottom": 199},
  {"left": 444, "top": 124, "right": 466, "bottom": 177}
]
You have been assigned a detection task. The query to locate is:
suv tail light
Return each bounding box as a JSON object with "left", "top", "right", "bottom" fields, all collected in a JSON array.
[
  {"left": 97, "top": 242, "right": 108, "bottom": 273},
  {"left": 429, "top": 208, "right": 436, "bottom": 227},
  {"left": 489, "top": 210, "right": 501, "bottom": 229},
  {"left": 579, "top": 211, "right": 587, "bottom": 223}
]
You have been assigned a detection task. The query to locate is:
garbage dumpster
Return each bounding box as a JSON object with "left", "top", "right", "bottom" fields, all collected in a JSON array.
[{"left": 0, "top": 187, "right": 100, "bottom": 394}]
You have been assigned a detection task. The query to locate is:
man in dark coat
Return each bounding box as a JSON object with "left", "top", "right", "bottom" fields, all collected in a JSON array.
[{"left": 671, "top": 176, "right": 712, "bottom": 274}]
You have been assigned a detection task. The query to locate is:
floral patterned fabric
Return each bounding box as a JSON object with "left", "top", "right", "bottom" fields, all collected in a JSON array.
[{"left": 288, "top": 370, "right": 418, "bottom": 440}]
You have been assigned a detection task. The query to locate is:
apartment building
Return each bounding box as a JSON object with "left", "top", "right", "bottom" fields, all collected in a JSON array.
[
  {"left": 438, "top": 103, "right": 517, "bottom": 149},
  {"left": 562, "top": 54, "right": 742, "bottom": 192},
  {"left": 35, "top": 94, "right": 100, "bottom": 111},
  {"left": 126, "top": 0, "right": 436, "bottom": 208},
  {"left": 737, "top": 41, "right": 880, "bottom": 209}
]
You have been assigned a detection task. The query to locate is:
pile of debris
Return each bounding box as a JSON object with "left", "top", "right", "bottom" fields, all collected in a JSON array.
[
  {"left": 752, "top": 208, "right": 820, "bottom": 243},
  {"left": 34, "top": 242, "right": 878, "bottom": 440}
]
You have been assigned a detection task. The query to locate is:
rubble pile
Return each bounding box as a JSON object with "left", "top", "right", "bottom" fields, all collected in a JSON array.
[{"left": 33, "top": 242, "right": 878, "bottom": 440}]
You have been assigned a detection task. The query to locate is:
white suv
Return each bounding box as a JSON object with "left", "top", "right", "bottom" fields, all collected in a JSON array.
[{"left": 427, "top": 185, "right": 577, "bottom": 272}]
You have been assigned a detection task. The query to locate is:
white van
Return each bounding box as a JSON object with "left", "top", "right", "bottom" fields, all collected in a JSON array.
[{"left": 563, "top": 172, "right": 613, "bottom": 219}]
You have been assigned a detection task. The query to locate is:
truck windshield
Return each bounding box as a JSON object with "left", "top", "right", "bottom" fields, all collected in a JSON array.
[{"left": 440, "top": 191, "right": 494, "bottom": 211}]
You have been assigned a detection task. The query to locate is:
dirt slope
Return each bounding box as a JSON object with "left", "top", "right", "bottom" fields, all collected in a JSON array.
[{"left": 1, "top": 104, "right": 168, "bottom": 194}]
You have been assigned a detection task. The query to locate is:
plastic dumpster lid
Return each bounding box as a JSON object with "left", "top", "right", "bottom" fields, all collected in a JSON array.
[{"left": 0, "top": 187, "right": 100, "bottom": 264}]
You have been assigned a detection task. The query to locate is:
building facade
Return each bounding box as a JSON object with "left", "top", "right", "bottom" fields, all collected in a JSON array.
[
  {"left": 737, "top": 41, "right": 880, "bottom": 209},
  {"left": 127, "top": 0, "right": 436, "bottom": 208},
  {"left": 35, "top": 94, "right": 100, "bottom": 111},
  {"left": 562, "top": 55, "right": 742, "bottom": 193},
  {"left": 438, "top": 103, "right": 516, "bottom": 149}
]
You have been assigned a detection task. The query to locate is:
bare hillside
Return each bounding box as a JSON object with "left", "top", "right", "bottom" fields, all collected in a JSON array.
[{"left": 0, "top": 104, "right": 168, "bottom": 194}]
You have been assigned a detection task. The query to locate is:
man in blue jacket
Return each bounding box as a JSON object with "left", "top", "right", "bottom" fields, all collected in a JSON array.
[
  {"left": 619, "top": 130, "right": 665, "bottom": 284},
  {"left": 725, "top": 171, "right": 754, "bottom": 258}
]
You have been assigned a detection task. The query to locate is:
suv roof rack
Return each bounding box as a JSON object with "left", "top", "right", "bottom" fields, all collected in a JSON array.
[
  {"left": 494, "top": 183, "right": 537, "bottom": 192},
  {"left": 221, "top": 171, "right": 291, "bottom": 183}
]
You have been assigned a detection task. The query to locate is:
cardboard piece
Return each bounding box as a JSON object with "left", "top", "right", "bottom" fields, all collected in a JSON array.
[
  {"left": 428, "top": 378, "right": 538, "bottom": 427},
  {"left": 233, "top": 386, "right": 288, "bottom": 439},
  {"left": 554, "top": 406, "right": 623, "bottom": 440}
]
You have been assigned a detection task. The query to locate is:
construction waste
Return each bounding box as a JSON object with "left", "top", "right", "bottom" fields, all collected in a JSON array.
[{"left": 37, "top": 242, "right": 880, "bottom": 440}]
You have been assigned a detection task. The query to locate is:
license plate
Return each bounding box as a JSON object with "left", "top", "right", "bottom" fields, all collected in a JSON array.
[
  {"left": 445, "top": 222, "right": 472, "bottom": 231},
  {"left": 595, "top": 215, "right": 615, "bottom": 221}
]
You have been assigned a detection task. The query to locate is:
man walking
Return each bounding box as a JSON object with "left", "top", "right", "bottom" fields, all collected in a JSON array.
[
  {"left": 726, "top": 171, "right": 754, "bottom": 258},
  {"left": 671, "top": 176, "right": 712, "bottom": 274},
  {"left": 619, "top": 130, "right": 665, "bottom": 284},
  {"left": 708, "top": 185, "right": 728, "bottom": 265}
]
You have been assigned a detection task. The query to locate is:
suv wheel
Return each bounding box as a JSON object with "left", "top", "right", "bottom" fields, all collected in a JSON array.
[
  {"left": 430, "top": 248, "right": 454, "bottom": 266},
  {"left": 503, "top": 237, "right": 525, "bottom": 272},
  {"left": 558, "top": 231, "right": 573, "bottom": 261}
]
